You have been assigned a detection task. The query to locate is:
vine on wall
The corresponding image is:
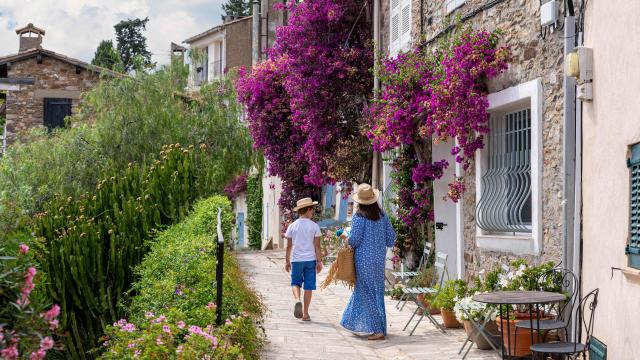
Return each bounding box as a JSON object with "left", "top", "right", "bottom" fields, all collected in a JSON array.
[{"left": 246, "top": 172, "right": 263, "bottom": 249}]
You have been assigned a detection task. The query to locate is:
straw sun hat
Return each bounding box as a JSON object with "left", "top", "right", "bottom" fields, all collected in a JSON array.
[
  {"left": 352, "top": 183, "right": 379, "bottom": 205},
  {"left": 293, "top": 197, "right": 318, "bottom": 211}
]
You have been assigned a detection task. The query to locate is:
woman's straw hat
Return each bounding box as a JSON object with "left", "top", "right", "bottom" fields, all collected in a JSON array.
[
  {"left": 293, "top": 197, "right": 318, "bottom": 211},
  {"left": 352, "top": 183, "right": 379, "bottom": 205}
]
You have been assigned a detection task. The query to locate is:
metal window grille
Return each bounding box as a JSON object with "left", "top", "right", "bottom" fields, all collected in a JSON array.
[
  {"left": 626, "top": 143, "right": 640, "bottom": 269},
  {"left": 476, "top": 109, "right": 532, "bottom": 234}
]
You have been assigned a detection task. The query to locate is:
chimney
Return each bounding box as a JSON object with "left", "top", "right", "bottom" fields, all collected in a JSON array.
[
  {"left": 224, "top": 15, "right": 237, "bottom": 23},
  {"left": 15, "top": 23, "right": 45, "bottom": 52}
]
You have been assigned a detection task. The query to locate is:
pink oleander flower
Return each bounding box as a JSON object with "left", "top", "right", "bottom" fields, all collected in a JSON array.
[
  {"left": 19, "top": 244, "right": 29, "bottom": 254},
  {"left": 1, "top": 345, "right": 19, "bottom": 360},
  {"left": 29, "top": 350, "right": 46, "bottom": 360},
  {"left": 145, "top": 311, "right": 154, "bottom": 319},
  {"left": 49, "top": 319, "right": 59, "bottom": 330},
  {"left": 134, "top": 349, "right": 141, "bottom": 358},
  {"left": 40, "top": 337, "right": 54, "bottom": 351},
  {"left": 176, "top": 345, "right": 184, "bottom": 354},
  {"left": 17, "top": 267, "right": 37, "bottom": 307},
  {"left": 206, "top": 302, "right": 216, "bottom": 310},
  {"left": 121, "top": 323, "right": 135, "bottom": 332},
  {"left": 41, "top": 304, "right": 61, "bottom": 322},
  {"left": 162, "top": 325, "right": 171, "bottom": 333},
  {"left": 154, "top": 315, "right": 166, "bottom": 323},
  {"left": 177, "top": 321, "right": 186, "bottom": 329},
  {"left": 156, "top": 337, "right": 163, "bottom": 345},
  {"left": 127, "top": 343, "right": 136, "bottom": 349}
]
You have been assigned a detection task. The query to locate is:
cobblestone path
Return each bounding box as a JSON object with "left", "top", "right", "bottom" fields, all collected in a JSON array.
[{"left": 237, "top": 250, "right": 499, "bottom": 360}]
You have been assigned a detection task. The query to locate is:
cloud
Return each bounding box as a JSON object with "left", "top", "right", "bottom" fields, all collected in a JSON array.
[{"left": 0, "top": 0, "right": 226, "bottom": 66}]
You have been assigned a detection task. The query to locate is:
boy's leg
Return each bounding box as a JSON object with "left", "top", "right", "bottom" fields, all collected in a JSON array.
[
  {"left": 290, "top": 262, "right": 304, "bottom": 319},
  {"left": 302, "top": 261, "right": 317, "bottom": 319}
]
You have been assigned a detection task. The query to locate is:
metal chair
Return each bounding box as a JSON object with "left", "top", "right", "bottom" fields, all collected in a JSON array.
[
  {"left": 401, "top": 251, "right": 448, "bottom": 335},
  {"left": 530, "top": 288, "right": 599, "bottom": 359},
  {"left": 514, "top": 268, "right": 579, "bottom": 342},
  {"left": 393, "top": 241, "right": 433, "bottom": 309}
]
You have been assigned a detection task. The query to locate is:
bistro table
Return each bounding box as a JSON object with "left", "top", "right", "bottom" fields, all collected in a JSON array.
[{"left": 473, "top": 291, "right": 566, "bottom": 359}]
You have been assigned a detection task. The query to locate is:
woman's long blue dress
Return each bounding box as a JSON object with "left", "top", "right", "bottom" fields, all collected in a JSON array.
[{"left": 340, "top": 213, "right": 396, "bottom": 335}]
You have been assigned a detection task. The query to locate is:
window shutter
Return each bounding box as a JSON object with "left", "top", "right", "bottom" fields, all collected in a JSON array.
[
  {"left": 390, "top": 0, "right": 401, "bottom": 57},
  {"left": 627, "top": 143, "right": 640, "bottom": 269},
  {"left": 401, "top": 2, "right": 411, "bottom": 51}
]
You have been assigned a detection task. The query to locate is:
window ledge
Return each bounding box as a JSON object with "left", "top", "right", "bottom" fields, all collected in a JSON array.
[
  {"left": 620, "top": 266, "right": 640, "bottom": 282},
  {"left": 476, "top": 234, "right": 539, "bottom": 256}
]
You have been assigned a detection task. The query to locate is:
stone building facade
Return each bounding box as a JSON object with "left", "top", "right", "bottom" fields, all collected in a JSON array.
[
  {"left": 0, "top": 24, "right": 111, "bottom": 143},
  {"left": 1, "top": 50, "right": 105, "bottom": 141},
  {"left": 379, "top": 0, "right": 566, "bottom": 277}
]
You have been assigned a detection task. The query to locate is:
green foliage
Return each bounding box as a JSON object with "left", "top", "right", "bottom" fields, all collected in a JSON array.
[
  {"left": 246, "top": 172, "right": 263, "bottom": 249},
  {"left": 407, "top": 267, "right": 436, "bottom": 288},
  {"left": 0, "top": 67, "right": 255, "bottom": 242},
  {"left": 114, "top": 17, "right": 153, "bottom": 72},
  {"left": 102, "top": 196, "right": 263, "bottom": 359},
  {"left": 432, "top": 279, "right": 468, "bottom": 311},
  {"left": 222, "top": 0, "right": 252, "bottom": 20},
  {"left": 91, "top": 40, "right": 123, "bottom": 71},
  {"left": 34, "top": 145, "right": 222, "bottom": 357}
]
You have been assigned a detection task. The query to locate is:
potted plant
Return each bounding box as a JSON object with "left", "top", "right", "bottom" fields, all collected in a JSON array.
[
  {"left": 454, "top": 295, "right": 499, "bottom": 350},
  {"left": 407, "top": 267, "right": 439, "bottom": 314},
  {"left": 432, "top": 279, "right": 467, "bottom": 328}
]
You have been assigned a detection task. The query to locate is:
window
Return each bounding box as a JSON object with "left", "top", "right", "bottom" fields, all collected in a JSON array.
[
  {"left": 389, "top": 0, "right": 411, "bottom": 57},
  {"left": 627, "top": 143, "right": 640, "bottom": 269},
  {"left": 43, "top": 98, "right": 72, "bottom": 131},
  {"left": 476, "top": 109, "right": 532, "bottom": 233},
  {"left": 445, "top": 0, "right": 466, "bottom": 14},
  {"left": 475, "top": 79, "right": 543, "bottom": 255}
]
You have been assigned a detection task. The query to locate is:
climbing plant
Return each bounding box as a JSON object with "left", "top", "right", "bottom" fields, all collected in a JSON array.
[
  {"left": 246, "top": 172, "right": 263, "bottom": 249},
  {"left": 235, "top": 0, "right": 373, "bottom": 211}
]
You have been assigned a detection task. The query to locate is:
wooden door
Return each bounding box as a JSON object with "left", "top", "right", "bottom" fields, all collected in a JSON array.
[{"left": 43, "top": 98, "right": 72, "bottom": 130}]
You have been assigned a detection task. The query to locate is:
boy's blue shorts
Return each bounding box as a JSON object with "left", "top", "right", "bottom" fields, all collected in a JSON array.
[{"left": 291, "top": 260, "right": 317, "bottom": 290}]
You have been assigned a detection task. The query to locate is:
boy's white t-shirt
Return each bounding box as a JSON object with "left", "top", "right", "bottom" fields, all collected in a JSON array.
[{"left": 285, "top": 218, "right": 321, "bottom": 262}]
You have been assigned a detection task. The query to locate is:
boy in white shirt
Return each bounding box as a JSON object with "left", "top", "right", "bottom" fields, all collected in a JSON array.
[{"left": 284, "top": 197, "right": 323, "bottom": 321}]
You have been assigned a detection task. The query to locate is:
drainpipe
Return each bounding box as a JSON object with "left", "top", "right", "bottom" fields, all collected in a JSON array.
[
  {"left": 252, "top": 0, "right": 260, "bottom": 65},
  {"left": 372, "top": 0, "right": 381, "bottom": 189},
  {"left": 562, "top": 15, "right": 576, "bottom": 274}
]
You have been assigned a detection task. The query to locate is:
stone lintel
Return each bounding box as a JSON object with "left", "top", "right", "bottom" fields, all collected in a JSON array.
[{"left": 33, "top": 89, "right": 81, "bottom": 100}]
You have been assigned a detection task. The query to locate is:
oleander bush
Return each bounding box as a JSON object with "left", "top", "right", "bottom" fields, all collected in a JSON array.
[{"left": 102, "top": 196, "right": 263, "bottom": 359}]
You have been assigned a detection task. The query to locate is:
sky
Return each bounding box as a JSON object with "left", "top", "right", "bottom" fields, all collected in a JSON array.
[{"left": 0, "top": 0, "right": 227, "bottom": 66}]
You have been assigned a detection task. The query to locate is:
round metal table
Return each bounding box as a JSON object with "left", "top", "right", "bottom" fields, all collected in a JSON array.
[{"left": 473, "top": 291, "right": 566, "bottom": 359}]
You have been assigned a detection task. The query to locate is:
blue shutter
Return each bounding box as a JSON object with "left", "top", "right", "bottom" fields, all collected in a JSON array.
[
  {"left": 325, "top": 184, "right": 334, "bottom": 209},
  {"left": 339, "top": 195, "right": 348, "bottom": 222},
  {"left": 589, "top": 337, "right": 607, "bottom": 360},
  {"left": 237, "top": 213, "right": 245, "bottom": 247},
  {"left": 627, "top": 143, "right": 640, "bottom": 269}
]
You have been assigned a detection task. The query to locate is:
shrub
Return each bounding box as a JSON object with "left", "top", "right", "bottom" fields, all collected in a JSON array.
[
  {"left": 0, "top": 243, "right": 62, "bottom": 359},
  {"left": 432, "top": 279, "right": 468, "bottom": 311},
  {"left": 34, "top": 145, "right": 221, "bottom": 357},
  {"left": 103, "top": 196, "right": 263, "bottom": 359},
  {"left": 245, "top": 173, "right": 263, "bottom": 249}
]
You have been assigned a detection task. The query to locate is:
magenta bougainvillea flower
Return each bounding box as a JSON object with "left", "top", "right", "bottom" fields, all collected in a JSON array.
[{"left": 235, "top": 0, "right": 373, "bottom": 211}]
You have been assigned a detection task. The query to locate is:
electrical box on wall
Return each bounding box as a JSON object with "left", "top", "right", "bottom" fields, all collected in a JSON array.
[
  {"left": 540, "top": 1, "right": 559, "bottom": 27},
  {"left": 577, "top": 82, "right": 593, "bottom": 102},
  {"left": 576, "top": 46, "right": 593, "bottom": 82}
]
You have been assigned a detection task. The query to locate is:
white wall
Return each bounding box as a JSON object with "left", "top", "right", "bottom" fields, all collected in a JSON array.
[
  {"left": 581, "top": 1, "right": 640, "bottom": 358},
  {"left": 262, "top": 174, "right": 283, "bottom": 249},
  {"left": 233, "top": 192, "right": 248, "bottom": 248}
]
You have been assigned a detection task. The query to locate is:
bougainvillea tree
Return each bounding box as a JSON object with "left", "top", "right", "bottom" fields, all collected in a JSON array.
[
  {"left": 368, "top": 28, "right": 510, "bottom": 259},
  {"left": 224, "top": 174, "right": 248, "bottom": 200},
  {"left": 235, "top": 0, "right": 373, "bottom": 212}
]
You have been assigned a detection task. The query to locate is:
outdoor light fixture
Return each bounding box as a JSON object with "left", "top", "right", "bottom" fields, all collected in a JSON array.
[{"left": 566, "top": 46, "right": 594, "bottom": 101}]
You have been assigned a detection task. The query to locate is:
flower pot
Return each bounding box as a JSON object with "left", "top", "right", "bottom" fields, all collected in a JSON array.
[
  {"left": 495, "top": 314, "right": 543, "bottom": 357},
  {"left": 440, "top": 309, "right": 462, "bottom": 328},
  {"left": 463, "top": 320, "right": 499, "bottom": 350}
]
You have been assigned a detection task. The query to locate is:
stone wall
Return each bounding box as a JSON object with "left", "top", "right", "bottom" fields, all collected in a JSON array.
[
  {"left": 414, "top": 0, "right": 566, "bottom": 276},
  {"left": 225, "top": 18, "right": 253, "bottom": 71},
  {"left": 6, "top": 56, "right": 101, "bottom": 141}
]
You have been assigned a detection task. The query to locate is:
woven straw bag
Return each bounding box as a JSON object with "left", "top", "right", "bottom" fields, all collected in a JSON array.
[{"left": 320, "top": 245, "right": 356, "bottom": 289}]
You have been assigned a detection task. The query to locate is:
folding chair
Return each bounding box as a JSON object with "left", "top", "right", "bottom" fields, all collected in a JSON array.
[
  {"left": 393, "top": 241, "right": 433, "bottom": 310},
  {"left": 401, "top": 251, "right": 448, "bottom": 335}
]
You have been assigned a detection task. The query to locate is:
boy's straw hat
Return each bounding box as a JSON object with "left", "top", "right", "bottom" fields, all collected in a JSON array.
[
  {"left": 293, "top": 197, "right": 318, "bottom": 211},
  {"left": 352, "top": 183, "right": 379, "bottom": 205}
]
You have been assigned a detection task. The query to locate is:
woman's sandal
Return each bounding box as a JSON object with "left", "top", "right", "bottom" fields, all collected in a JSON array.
[
  {"left": 367, "top": 333, "right": 385, "bottom": 341},
  {"left": 301, "top": 316, "right": 311, "bottom": 322}
]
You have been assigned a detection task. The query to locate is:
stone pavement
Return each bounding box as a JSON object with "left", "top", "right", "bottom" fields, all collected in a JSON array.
[{"left": 237, "top": 250, "right": 500, "bottom": 360}]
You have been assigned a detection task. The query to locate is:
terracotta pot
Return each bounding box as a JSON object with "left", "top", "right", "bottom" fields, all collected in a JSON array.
[
  {"left": 440, "top": 309, "right": 462, "bottom": 328},
  {"left": 463, "top": 320, "right": 499, "bottom": 350},
  {"left": 495, "top": 314, "right": 544, "bottom": 357}
]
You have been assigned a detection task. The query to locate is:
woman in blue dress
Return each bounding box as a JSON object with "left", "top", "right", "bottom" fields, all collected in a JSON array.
[{"left": 340, "top": 183, "right": 396, "bottom": 340}]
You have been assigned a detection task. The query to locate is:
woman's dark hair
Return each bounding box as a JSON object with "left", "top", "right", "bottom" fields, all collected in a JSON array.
[{"left": 356, "top": 202, "right": 383, "bottom": 221}]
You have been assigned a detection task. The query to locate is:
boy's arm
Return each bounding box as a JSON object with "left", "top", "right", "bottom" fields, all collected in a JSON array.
[
  {"left": 285, "top": 236, "right": 292, "bottom": 272},
  {"left": 314, "top": 235, "right": 323, "bottom": 273}
]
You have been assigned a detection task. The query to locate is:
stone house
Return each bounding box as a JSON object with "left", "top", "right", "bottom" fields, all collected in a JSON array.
[
  {"left": 374, "top": 0, "right": 568, "bottom": 279},
  {"left": 0, "top": 24, "right": 113, "bottom": 144},
  {"left": 183, "top": 16, "right": 253, "bottom": 87}
]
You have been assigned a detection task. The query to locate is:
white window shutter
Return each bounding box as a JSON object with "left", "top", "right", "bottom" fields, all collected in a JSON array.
[
  {"left": 400, "top": 2, "right": 411, "bottom": 51},
  {"left": 389, "top": 0, "right": 401, "bottom": 57}
]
